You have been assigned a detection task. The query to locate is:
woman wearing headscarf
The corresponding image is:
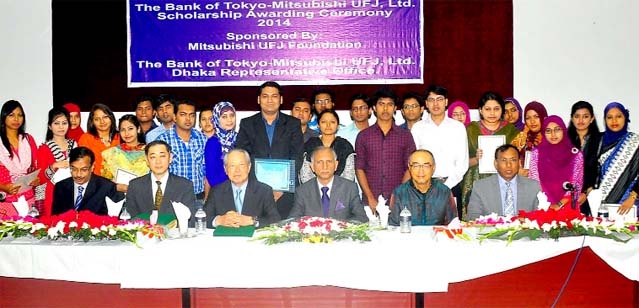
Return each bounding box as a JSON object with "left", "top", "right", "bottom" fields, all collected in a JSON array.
[
  {"left": 529, "top": 115, "right": 583, "bottom": 211},
  {"left": 447, "top": 101, "right": 471, "bottom": 127},
  {"left": 586, "top": 102, "right": 639, "bottom": 215},
  {"left": 504, "top": 97, "right": 524, "bottom": 131},
  {"left": 567, "top": 101, "right": 601, "bottom": 215},
  {"left": 511, "top": 101, "right": 548, "bottom": 176},
  {"left": 63, "top": 102, "right": 85, "bottom": 142},
  {"left": 204, "top": 101, "right": 237, "bottom": 188}
]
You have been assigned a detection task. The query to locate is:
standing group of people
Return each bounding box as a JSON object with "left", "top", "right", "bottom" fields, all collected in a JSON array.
[{"left": 0, "top": 81, "right": 636, "bottom": 229}]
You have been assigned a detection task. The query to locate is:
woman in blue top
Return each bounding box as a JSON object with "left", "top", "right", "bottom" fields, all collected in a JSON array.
[{"left": 204, "top": 101, "right": 237, "bottom": 188}]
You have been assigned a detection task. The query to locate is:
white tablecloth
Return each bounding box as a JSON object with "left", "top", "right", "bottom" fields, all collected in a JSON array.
[{"left": 1, "top": 227, "right": 637, "bottom": 292}]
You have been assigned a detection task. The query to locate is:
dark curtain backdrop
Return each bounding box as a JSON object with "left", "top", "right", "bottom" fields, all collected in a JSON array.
[{"left": 52, "top": 0, "right": 512, "bottom": 111}]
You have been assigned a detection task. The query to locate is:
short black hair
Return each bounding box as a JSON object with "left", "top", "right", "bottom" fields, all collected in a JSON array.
[
  {"left": 70, "top": 146, "right": 95, "bottom": 165},
  {"left": 155, "top": 94, "right": 177, "bottom": 111},
  {"left": 134, "top": 95, "right": 157, "bottom": 110},
  {"left": 349, "top": 93, "right": 371, "bottom": 108},
  {"left": 258, "top": 81, "right": 282, "bottom": 96},
  {"left": 400, "top": 91, "right": 424, "bottom": 109},
  {"left": 425, "top": 84, "right": 448, "bottom": 98},
  {"left": 372, "top": 87, "right": 398, "bottom": 105},
  {"left": 145, "top": 140, "right": 172, "bottom": 155},
  {"left": 494, "top": 144, "right": 519, "bottom": 160}
]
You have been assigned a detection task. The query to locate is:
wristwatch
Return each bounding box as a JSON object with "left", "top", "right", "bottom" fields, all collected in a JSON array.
[{"left": 253, "top": 216, "right": 259, "bottom": 227}]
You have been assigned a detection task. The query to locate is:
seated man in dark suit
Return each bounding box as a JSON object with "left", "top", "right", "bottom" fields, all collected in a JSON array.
[
  {"left": 203, "top": 148, "right": 280, "bottom": 228},
  {"left": 467, "top": 144, "right": 541, "bottom": 220},
  {"left": 125, "top": 140, "right": 196, "bottom": 226},
  {"left": 51, "top": 147, "right": 124, "bottom": 215},
  {"left": 289, "top": 146, "right": 368, "bottom": 223}
]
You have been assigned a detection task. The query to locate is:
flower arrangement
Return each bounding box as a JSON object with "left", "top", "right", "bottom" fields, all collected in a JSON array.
[
  {"left": 0, "top": 210, "right": 164, "bottom": 247},
  {"left": 254, "top": 216, "right": 371, "bottom": 245},
  {"left": 472, "top": 209, "right": 638, "bottom": 244}
]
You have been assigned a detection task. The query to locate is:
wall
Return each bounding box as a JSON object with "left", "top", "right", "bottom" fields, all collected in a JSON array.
[{"left": 1, "top": 0, "right": 638, "bottom": 144}]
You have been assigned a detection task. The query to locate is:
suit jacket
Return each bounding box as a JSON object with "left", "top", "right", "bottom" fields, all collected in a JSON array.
[
  {"left": 203, "top": 179, "right": 281, "bottom": 228},
  {"left": 51, "top": 175, "right": 124, "bottom": 216},
  {"left": 235, "top": 111, "right": 304, "bottom": 177},
  {"left": 467, "top": 174, "right": 541, "bottom": 220},
  {"left": 125, "top": 173, "right": 196, "bottom": 226},
  {"left": 290, "top": 176, "right": 368, "bottom": 223}
]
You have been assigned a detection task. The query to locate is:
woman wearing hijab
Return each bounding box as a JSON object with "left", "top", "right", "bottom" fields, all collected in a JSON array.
[
  {"left": 586, "top": 102, "right": 639, "bottom": 215},
  {"left": 63, "top": 102, "right": 85, "bottom": 142},
  {"left": 447, "top": 101, "right": 471, "bottom": 127},
  {"left": 204, "top": 101, "right": 237, "bottom": 188},
  {"left": 511, "top": 101, "right": 548, "bottom": 176},
  {"left": 529, "top": 115, "right": 583, "bottom": 211},
  {"left": 504, "top": 97, "right": 524, "bottom": 131}
]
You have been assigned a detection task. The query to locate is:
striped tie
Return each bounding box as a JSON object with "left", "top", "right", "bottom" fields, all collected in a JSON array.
[
  {"left": 154, "top": 180, "right": 163, "bottom": 210},
  {"left": 74, "top": 186, "right": 84, "bottom": 211}
]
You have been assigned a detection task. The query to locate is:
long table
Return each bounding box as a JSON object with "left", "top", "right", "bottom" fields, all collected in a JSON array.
[{"left": 1, "top": 227, "right": 638, "bottom": 307}]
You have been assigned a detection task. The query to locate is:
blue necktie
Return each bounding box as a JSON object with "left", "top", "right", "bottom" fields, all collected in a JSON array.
[
  {"left": 321, "top": 186, "right": 330, "bottom": 217},
  {"left": 235, "top": 189, "right": 243, "bottom": 213},
  {"left": 75, "top": 186, "right": 84, "bottom": 211}
]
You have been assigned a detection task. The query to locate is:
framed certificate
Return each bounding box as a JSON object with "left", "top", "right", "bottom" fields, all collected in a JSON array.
[
  {"left": 478, "top": 135, "right": 506, "bottom": 174},
  {"left": 254, "top": 159, "right": 296, "bottom": 193}
]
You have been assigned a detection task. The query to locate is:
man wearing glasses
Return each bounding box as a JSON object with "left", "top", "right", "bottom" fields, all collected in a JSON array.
[
  {"left": 308, "top": 88, "right": 336, "bottom": 133},
  {"left": 411, "top": 84, "right": 469, "bottom": 217},
  {"left": 355, "top": 88, "right": 416, "bottom": 213},
  {"left": 399, "top": 92, "right": 424, "bottom": 130},
  {"left": 337, "top": 93, "right": 372, "bottom": 147},
  {"left": 389, "top": 149, "right": 457, "bottom": 226}
]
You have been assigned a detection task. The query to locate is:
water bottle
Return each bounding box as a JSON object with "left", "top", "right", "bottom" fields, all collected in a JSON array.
[
  {"left": 194, "top": 207, "right": 206, "bottom": 233},
  {"left": 399, "top": 206, "right": 412, "bottom": 233},
  {"left": 27, "top": 204, "right": 39, "bottom": 218},
  {"left": 597, "top": 204, "right": 609, "bottom": 219},
  {"left": 119, "top": 207, "right": 131, "bottom": 221}
]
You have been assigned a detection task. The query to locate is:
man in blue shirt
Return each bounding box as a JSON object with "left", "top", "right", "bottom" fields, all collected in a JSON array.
[{"left": 157, "top": 99, "right": 208, "bottom": 207}]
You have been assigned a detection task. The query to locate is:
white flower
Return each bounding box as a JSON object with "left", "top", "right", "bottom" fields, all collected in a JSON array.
[
  {"left": 108, "top": 228, "right": 117, "bottom": 236},
  {"left": 69, "top": 221, "right": 78, "bottom": 228},
  {"left": 91, "top": 228, "right": 100, "bottom": 235}
]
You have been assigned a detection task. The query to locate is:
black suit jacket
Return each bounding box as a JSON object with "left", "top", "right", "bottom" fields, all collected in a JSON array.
[
  {"left": 125, "top": 173, "right": 196, "bottom": 226},
  {"left": 203, "top": 179, "right": 281, "bottom": 228},
  {"left": 235, "top": 111, "right": 304, "bottom": 177},
  {"left": 51, "top": 175, "right": 124, "bottom": 216}
]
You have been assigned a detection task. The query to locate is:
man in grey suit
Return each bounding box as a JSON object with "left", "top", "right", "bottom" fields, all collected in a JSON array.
[
  {"left": 289, "top": 146, "right": 368, "bottom": 223},
  {"left": 467, "top": 144, "right": 541, "bottom": 220},
  {"left": 125, "top": 140, "right": 196, "bottom": 226},
  {"left": 204, "top": 148, "right": 281, "bottom": 228}
]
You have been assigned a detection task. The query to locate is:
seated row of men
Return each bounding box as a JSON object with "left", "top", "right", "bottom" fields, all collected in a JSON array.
[{"left": 51, "top": 139, "right": 540, "bottom": 228}]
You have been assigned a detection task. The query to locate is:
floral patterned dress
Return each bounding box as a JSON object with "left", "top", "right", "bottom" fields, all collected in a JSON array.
[{"left": 100, "top": 144, "right": 149, "bottom": 182}]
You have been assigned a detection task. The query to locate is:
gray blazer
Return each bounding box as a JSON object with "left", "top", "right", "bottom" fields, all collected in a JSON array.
[
  {"left": 290, "top": 176, "right": 368, "bottom": 223},
  {"left": 125, "top": 173, "right": 196, "bottom": 226},
  {"left": 467, "top": 174, "right": 541, "bottom": 220}
]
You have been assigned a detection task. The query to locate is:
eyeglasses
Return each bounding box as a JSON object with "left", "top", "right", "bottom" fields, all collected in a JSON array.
[
  {"left": 315, "top": 99, "right": 332, "bottom": 105},
  {"left": 426, "top": 96, "right": 446, "bottom": 103},
  {"left": 544, "top": 127, "right": 563, "bottom": 135},
  {"left": 403, "top": 104, "right": 421, "bottom": 110},
  {"left": 409, "top": 163, "right": 433, "bottom": 170},
  {"left": 497, "top": 158, "right": 519, "bottom": 164},
  {"left": 351, "top": 106, "right": 369, "bottom": 112}
]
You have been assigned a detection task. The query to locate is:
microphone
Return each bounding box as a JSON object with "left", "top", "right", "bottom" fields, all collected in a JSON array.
[{"left": 562, "top": 182, "right": 575, "bottom": 191}]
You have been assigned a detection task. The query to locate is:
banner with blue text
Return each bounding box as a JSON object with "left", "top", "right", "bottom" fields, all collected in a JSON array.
[{"left": 127, "top": 0, "right": 423, "bottom": 87}]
